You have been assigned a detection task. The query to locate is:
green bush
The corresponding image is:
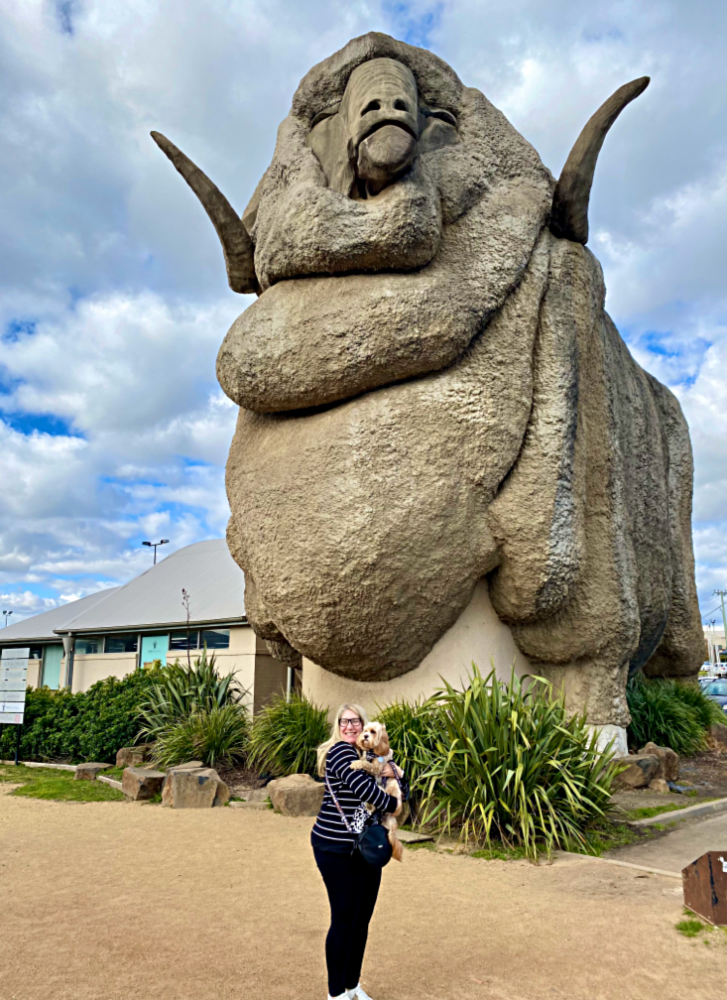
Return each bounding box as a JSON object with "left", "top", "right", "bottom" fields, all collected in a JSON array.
[
  {"left": 136, "top": 652, "right": 247, "bottom": 742},
  {"left": 247, "top": 693, "right": 329, "bottom": 776},
  {"left": 412, "top": 665, "right": 620, "bottom": 858},
  {"left": 151, "top": 704, "right": 250, "bottom": 769},
  {"left": 626, "top": 674, "right": 725, "bottom": 756},
  {"left": 0, "top": 667, "right": 165, "bottom": 764},
  {"left": 376, "top": 698, "right": 437, "bottom": 817}
]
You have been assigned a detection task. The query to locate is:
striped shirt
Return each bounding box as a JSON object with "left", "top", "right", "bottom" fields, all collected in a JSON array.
[{"left": 311, "top": 741, "right": 403, "bottom": 853}]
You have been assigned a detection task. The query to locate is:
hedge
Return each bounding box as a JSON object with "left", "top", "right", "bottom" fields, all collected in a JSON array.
[{"left": 0, "top": 667, "right": 165, "bottom": 764}]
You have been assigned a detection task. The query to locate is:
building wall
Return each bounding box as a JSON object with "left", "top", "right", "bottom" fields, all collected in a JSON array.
[{"left": 71, "top": 652, "right": 137, "bottom": 693}]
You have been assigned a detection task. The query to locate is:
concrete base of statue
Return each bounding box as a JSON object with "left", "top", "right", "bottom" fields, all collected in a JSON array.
[{"left": 302, "top": 580, "right": 531, "bottom": 718}]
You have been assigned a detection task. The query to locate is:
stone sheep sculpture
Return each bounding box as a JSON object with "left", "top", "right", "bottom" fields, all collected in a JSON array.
[{"left": 152, "top": 32, "right": 702, "bottom": 729}]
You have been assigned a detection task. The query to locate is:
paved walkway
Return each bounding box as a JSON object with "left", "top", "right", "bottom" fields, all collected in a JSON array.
[
  {"left": 1, "top": 787, "right": 726, "bottom": 1000},
  {"left": 607, "top": 811, "right": 727, "bottom": 873}
]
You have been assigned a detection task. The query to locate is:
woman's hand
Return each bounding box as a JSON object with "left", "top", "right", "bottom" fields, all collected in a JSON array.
[{"left": 382, "top": 762, "right": 403, "bottom": 779}]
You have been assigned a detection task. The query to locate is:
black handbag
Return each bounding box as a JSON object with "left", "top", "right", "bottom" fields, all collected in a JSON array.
[{"left": 324, "top": 769, "right": 392, "bottom": 868}]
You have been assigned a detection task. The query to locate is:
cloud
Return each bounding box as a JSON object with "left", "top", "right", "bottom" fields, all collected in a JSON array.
[{"left": 0, "top": 0, "right": 725, "bottom": 627}]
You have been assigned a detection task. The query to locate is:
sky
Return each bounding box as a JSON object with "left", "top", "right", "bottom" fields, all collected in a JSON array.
[{"left": 0, "top": 0, "right": 725, "bottom": 628}]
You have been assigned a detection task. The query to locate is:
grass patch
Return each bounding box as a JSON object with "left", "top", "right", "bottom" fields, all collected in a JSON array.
[
  {"left": 403, "top": 841, "right": 435, "bottom": 852},
  {"left": 575, "top": 820, "right": 646, "bottom": 856},
  {"left": 0, "top": 764, "right": 124, "bottom": 802},
  {"left": 624, "top": 802, "right": 692, "bottom": 820},
  {"left": 676, "top": 917, "right": 713, "bottom": 938},
  {"left": 471, "top": 843, "right": 530, "bottom": 861}
]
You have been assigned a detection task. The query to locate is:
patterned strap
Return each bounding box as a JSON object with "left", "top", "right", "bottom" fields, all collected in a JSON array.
[{"left": 324, "top": 767, "right": 354, "bottom": 834}]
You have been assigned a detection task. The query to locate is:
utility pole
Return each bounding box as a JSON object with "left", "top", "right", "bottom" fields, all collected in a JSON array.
[
  {"left": 2, "top": 610, "right": 12, "bottom": 627},
  {"left": 142, "top": 539, "right": 169, "bottom": 565}
]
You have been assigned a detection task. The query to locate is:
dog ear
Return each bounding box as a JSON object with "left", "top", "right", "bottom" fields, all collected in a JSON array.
[{"left": 374, "top": 724, "right": 390, "bottom": 756}]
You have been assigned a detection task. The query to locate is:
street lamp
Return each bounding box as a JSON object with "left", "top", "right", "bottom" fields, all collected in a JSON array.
[
  {"left": 2, "top": 610, "right": 13, "bottom": 627},
  {"left": 142, "top": 539, "right": 170, "bottom": 565}
]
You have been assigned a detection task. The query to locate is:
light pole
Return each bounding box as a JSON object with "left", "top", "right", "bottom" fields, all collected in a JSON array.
[
  {"left": 142, "top": 539, "right": 170, "bottom": 565},
  {"left": 2, "top": 610, "right": 12, "bottom": 627}
]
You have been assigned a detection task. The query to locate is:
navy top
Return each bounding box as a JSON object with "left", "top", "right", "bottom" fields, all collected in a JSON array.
[{"left": 311, "top": 741, "right": 407, "bottom": 853}]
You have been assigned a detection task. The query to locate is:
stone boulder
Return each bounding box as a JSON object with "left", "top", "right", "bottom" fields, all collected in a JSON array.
[
  {"left": 710, "top": 724, "right": 727, "bottom": 748},
  {"left": 613, "top": 754, "right": 660, "bottom": 789},
  {"left": 74, "top": 762, "right": 113, "bottom": 781},
  {"left": 116, "top": 745, "right": 152, "bottom": 768},
  {"left": 267, "top": 774, "right": 324, "bottom": 817},
  {"left": 161, "top": 767, "right": 230, "bottom": 809},
  {"left": 638, "top": 742, "right": 680, "bottom": 782},
  {"left": 122, "top": 766, "right": 166, "bottom": 801},
  {"left": 648, "top": 778, "right": 671, "bottom": 794}
]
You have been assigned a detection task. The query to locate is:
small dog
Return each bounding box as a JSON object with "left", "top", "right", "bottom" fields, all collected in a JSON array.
[{"left": 349, "top": 721, "right": 404, "bottom": 862}]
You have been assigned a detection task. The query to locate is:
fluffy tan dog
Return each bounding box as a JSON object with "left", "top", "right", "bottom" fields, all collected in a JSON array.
[{"left": 350, "top": 722, "right": 404, "bottom": 862}]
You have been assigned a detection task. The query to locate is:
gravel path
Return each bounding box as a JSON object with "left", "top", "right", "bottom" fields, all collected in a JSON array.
[{"left": 0, "top": 789, "right": 725, "bottom": 1000}]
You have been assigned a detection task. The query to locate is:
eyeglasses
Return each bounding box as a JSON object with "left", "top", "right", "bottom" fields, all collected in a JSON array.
[{"left": 340, "top": 717, "right": 363, "bottom": 729}]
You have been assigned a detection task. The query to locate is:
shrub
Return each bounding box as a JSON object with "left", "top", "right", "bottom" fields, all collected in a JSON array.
[
  {"left": 413, "top": 665, "right": 620, "bottom": 858},
  {"left": 247, "top": 693, "right": 329, "bottom": 776},
  {"left": 376, "top": 698, "right": 438, "bottom": 816},
  {"left": 0, "top": 667, "right": 165, "bottom": 764},
  {"left": 136, "top": 651, "right": 247, "bottom": 742},
  {"left": 151, "top": 704, "right": 250, "bottom": 769},
  {"left": 626, "top": 674, "right": 724, "bottom": 756}
]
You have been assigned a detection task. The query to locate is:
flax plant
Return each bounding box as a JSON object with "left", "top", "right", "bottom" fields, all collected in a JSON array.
[{"left": 415, "top": 665, "right": 621, "bottom": 858}]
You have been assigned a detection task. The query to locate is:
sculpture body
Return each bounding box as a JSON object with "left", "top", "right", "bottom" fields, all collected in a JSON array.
[{"left": 154, "top": 33, "right": 703, "bottom": 728}]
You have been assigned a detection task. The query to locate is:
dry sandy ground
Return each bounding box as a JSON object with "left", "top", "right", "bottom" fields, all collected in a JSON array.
[{"left": 0, "top": 789, "right": 725, "bottom": 1000}]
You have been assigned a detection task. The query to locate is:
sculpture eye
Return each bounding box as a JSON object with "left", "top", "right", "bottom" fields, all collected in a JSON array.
[
  {"left": 394, "top": 99, "right": 408, "bottom": 112},
  {"left": 311, "top": 103, "right": 341, "bottom": 128},
  {"left": 424, "top": 108, "right": 457, "bottom": 127},
  {"left": 361, "top": 99, "right": 381, "bottom": 116}
]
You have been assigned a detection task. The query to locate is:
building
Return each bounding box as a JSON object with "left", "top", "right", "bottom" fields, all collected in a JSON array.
[
  {"left": 704, "top": 622, "right": 727, "bottom": 673},
  {"left": 0, "top": 540, "right": 289, "bottom": 713}
]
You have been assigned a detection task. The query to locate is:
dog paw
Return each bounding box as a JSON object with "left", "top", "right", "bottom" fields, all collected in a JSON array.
[{"left": 349, "top": 761, "right": 364, "bottom": 771}]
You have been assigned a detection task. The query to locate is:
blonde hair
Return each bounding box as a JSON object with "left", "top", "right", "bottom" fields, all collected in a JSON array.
[{"left": 316, "top": 702, "right": 369, "bottom": 776}]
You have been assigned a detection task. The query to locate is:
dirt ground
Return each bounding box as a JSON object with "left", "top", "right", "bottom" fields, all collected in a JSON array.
[{"left": 1, "top": 788, "right": 725, "bottom": 1000}]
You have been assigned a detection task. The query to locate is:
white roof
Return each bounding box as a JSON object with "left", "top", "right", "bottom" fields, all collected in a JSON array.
[
  {"left": 0, "top": 541, "right": 246, "bottom": 641},
  {"left": 0, "top": 589, "right": 119, "bottom": 644}
]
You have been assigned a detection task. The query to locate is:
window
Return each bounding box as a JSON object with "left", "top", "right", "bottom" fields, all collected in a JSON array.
[
  {"left": 104, "top": 635, "right": 138, "bottom": 654},
  {"left": 75, "top": 636, "right": 102, "bottom": 655},
  {"left": 169, "top": 630, "right": 199, "bottom": 650},
  {"left": 200, "top": 629, "right": 230, "bottom": 650},
  {"left": 28, "top": 646, "right": 43, "bottom": 660},
  {"left": 706, "top": 681, "right": 727, "bottom": 697}
]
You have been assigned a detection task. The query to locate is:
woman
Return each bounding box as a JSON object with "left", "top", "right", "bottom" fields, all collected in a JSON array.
[{"left": 312, "top": 703, "right": 407, "bottom": 1000}]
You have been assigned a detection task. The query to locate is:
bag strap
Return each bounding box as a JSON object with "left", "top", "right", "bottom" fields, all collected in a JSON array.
[{"left": 324, "top": 765, "right": 353, "bottom": 834}]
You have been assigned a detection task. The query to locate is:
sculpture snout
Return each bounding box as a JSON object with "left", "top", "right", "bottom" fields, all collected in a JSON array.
[{"left": 344, "top": 57, "right": 420, "bottom": 194}]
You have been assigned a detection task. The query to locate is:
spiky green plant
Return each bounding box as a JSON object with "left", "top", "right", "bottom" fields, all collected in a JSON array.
[
  {"left": 151, "top": 704, "right": 250, "bottom": 769},
  {"left": 136, "top": 651, "right": 247, "bottom": 742},
  {"left": 626, "top": 674, "right": 724, "bottom": 756},
  {"left": 376, "top": 698, "right": 439, "bottom": 816},
  {"left": 247, "top": 693, "right": 330, "bottom": 776},
  {"left": 414, "top": 664, "right": 621, "bottom": 858}
]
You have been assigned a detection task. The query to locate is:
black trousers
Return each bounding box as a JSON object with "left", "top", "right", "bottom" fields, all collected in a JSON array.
[{"left": 313, "top": 845, "right": 382, "bottom": 997}]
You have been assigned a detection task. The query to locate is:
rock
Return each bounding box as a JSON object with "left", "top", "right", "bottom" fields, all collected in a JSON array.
[
  {"left": 116, "top": 745, "right": 152, "bottom": 768},
  {"left": 267, "top": 774, "right": 324, "bottom": 817},
  {"left": 710, "top": 724, "right": 727, "bottom": 748},
  {"left": 648, "top": 778, "right": 671, "bottom": 794},
  {"left": 74, "top": 762, "right": 113, "bottom": 781},
  {"left": 613, "top": 754, "right": 661, "bottom": 789},
  {"left": 122, "top": 766, "right": 166, "bottom": 801},
  {"left": 173, "top": 760, "right": 204, "bottom": 770},
  {"left": 161, "top": 767, "right": 229, "bottom": 809},
  {"left": 638, "top": 742, "right": 680, "bottom": 782}
]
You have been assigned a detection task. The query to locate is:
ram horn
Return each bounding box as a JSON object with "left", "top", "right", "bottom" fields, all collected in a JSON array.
[
  {"left": 150, "top": 131, "right": 258, "bottom": 294},
  {"left": 549, "top": 77, "right": 650, "bottom": 244}
]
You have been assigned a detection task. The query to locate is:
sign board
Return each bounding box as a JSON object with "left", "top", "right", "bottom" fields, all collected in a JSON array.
[
  {"left": 682, "top": 851, "right": 727, "bottom": 925},
  {"left": 0, "top": 647, "right": 30, "bottom": 725}
]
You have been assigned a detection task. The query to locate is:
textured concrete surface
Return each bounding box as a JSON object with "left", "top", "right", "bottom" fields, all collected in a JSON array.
[
  {"left": 1, "top": 790, "right": 725, "bottom": 1000},
  {"left": 607, "top": 811, "right": 727, "bottom": 873}
]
